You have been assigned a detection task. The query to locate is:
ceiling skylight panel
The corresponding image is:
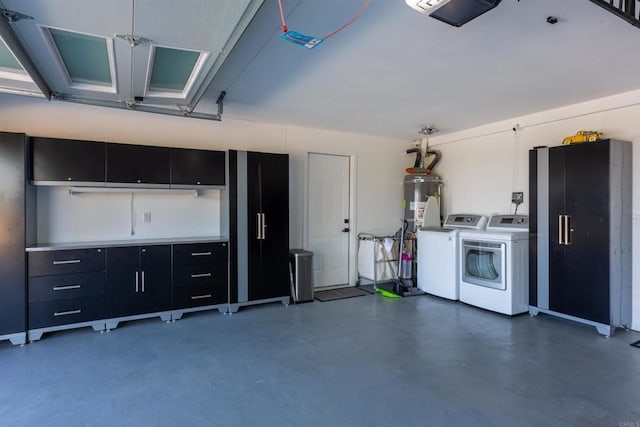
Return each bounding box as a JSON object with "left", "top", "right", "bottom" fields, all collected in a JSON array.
[
  {"left": 147, "top": 46, "right": 206, "bottom": 96},
  {"left": 47, "top": 28, "right": 113, "bottom": 88},
  {"left": 0, "top": 39, "right": 26, "bottom": 74}
]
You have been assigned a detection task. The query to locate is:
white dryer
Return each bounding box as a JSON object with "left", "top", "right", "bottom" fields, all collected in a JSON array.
[
  {"left": 417, "top": 214, "right": 488, "bottom": 300},
  {"left": 458, "top": 215, "right": 529, "bottom": 315}
]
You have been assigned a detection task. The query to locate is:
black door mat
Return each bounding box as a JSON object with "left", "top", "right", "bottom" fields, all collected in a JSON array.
[
  {"left": 315, "top": 287, "right": 371, "bottom": 302},
  {"left": 631, "top": 340, "right": 640, "bottom": 349}
]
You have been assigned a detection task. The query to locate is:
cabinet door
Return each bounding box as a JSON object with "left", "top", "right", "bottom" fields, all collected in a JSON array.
[
  {"left": 0, "top": 132, "right": 26, "bottom": 335},
  {"left": 170, "top": 148, "right": 225, "bottom": 186},
  {"left": 246, "top": 152, "right": 289, "bottom": 301},
  {"left": 106, "top": 247, "right": 141, "bottom": 317},
  {"left": 548, "top": 146, "right": 567, "bottom": 315},
  {"left": 31, "top": 137, "right": 105, "bottom": 183},
  {"left": 106, "top": 143, "right": 170, "bottom": 184},
  {"left": 563, "top": 142, "right": 610, "bottom": 323},
  {"left": 139, "top": 245, "right": 172, "bottom": 313},
  {"left": 548, "top": 142, "right": 611, "bottom": 323}
]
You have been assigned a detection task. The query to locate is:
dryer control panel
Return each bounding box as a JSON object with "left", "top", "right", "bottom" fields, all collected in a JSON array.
[{"left": 487, "top": 215, "right": 529, "bottom": 231}]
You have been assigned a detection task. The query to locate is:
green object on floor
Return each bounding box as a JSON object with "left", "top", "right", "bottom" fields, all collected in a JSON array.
[{"left": 376, "top": 288, "right": 401, "bottom": 298}]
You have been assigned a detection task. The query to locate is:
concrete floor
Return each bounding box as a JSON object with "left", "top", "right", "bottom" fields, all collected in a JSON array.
[{"left": 1, "top": 294, "right": 639, "bottom": 427}]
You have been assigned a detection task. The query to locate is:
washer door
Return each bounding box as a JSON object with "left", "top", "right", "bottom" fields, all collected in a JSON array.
[{"left": 462, "top": 240, "right": 506, "bottom": 290}]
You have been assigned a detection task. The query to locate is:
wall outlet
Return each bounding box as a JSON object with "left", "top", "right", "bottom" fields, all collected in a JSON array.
[
  {"left": 512, "top": 192, "right": 524, "bottom": 205},
  {"left": 144, "top": 212, "right": 151, "bottom": 223}
]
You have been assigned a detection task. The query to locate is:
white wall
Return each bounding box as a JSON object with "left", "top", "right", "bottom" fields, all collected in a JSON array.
[
  {"left": 0, "top": 94, "right": 406, "bottom": 284},
  {"left": 429, "top": 89, "right": 640, "bottom": 331},
  {"left": 36, "top": 188, "right": 222, "bottom": 243}
]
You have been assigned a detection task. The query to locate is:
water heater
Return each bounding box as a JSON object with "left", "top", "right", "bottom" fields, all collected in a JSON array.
[{"left": 403, "top": 174, "right": 443, "bottom": 231}]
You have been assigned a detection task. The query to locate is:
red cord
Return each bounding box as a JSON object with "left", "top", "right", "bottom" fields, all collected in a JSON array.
[
  {"left": 277, "top": 0, "right": 288, "bottom": 32},
  {"left": 322, "top": 0, "right": 372, "bottom": 40},
  {"left": 277, "top": 0, "right": 372, "bottom": 40}
]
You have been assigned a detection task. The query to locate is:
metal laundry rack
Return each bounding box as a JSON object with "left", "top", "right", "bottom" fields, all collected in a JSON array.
[{"left": 356, "top": 233, "right": 399, "bottom": 288}]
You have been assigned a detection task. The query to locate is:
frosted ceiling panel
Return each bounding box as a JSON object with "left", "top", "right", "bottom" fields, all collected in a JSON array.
[
  {"left": 0, "top": 39, "right": 24, "bottom": 73},
  {"left": 149, "top": 47, "right": 200, "bottom": 93},
  {"left": 49, "top": 28, "right": 112, "bottom": 86}
]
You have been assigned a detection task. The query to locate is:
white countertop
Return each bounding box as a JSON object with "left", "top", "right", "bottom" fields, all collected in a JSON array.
[{"left": 26, "top": 236, "right": 228, "bottom": 252}]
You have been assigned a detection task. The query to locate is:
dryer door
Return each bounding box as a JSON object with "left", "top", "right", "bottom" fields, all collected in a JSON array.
[{"left": 462, "top": 240, "right": 506, "bottom": 290}]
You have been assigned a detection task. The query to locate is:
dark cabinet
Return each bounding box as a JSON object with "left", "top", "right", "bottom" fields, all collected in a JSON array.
[
  {"left": 31, "top": 137, "right": 105, "bottom": 183},
  {"left": 27, "top": 248, "right": 106, "bottom": 338},
  {"left": 170, "top": 148, "right": 225, "bottom": 186},
  {"left": 529, "top": 140, "right": 632, "bottom": 335},
  {"left": 173, "top": 242, "right": 228, "bottom": 309},
  {"left": 106, "top": 245, "right": 171, "bottom": 318},
  {"left": 106, "top": 143, "right": 170, "bottom": 184},
  {"left": 230, "top": 151, "right": 289, "bottom": 306},
  {"left": 0, "top": 132, "right": 29, "bottom": 345}
]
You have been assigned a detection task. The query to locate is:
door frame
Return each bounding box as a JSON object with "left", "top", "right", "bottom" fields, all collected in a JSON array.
[{"left": 303, "top": 152, "right": 358, "bottom": 287}]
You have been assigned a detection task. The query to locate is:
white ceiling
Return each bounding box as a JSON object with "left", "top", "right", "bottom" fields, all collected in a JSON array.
[
  {"left": 202, "top": 0, "right": 640, "bottom": 139},
  {"left": 2, "top": 0, "right": 640, "bottom": 139}
]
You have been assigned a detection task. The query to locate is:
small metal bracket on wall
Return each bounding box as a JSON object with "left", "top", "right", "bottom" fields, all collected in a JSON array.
[
  {"left": 114, "top": 34, "right": 152, "bottom": 47},
  {"left": 0, "top": 8, "right": 33, "bottom": 23}
]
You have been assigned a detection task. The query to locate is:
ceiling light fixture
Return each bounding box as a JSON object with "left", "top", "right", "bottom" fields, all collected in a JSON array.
[
  {"left": 418, "top": 125, "right": 439, "bottom": 135},
  {"left": 405, "top": 0, "right": 502, "bottom": 27},
  {"left": 405, "top": 0, "right": 452, "bottom": 14}
]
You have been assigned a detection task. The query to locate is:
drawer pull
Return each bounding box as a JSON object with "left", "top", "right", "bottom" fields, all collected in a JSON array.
[
  {"left": 53, "top": 284, "right": 81, "bottom": 291},
  {"left": 54, "top": 309, "right": 81, "bottom": 317},
  {"left": 52, "top": 259, "right": 81, "bottom": 265},
  {"left": 191, "top": 252, "right": 212, "bottom": 257},
  {"left": 191, "top": 294, "right": 212, "bottom": 300},
  {"left": 191, "top": 273, "right": 212, "bottom": 278}
]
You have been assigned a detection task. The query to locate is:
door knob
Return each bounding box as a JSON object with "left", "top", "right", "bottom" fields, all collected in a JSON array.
[{"left": 342, "top": 228, "right": 350, "bottom": 232}]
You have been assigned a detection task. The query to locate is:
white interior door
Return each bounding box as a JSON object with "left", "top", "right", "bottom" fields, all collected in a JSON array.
[{"left": 308, "top": 153, "right": 350, "bottom": 288}]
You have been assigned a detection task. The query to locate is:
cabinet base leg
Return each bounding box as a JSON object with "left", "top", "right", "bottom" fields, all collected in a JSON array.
[
  {"left": 595, "top": 324, "right": 614, "bottom": 337},
  {"left": 529, "top": 307, "right": 618, "bottom": 337},
  {"left": 28, "top": 331, "right": 44, "bottom": 342},
  {"left": 0, "top": 332, "right": 27, "bottom": 346}
]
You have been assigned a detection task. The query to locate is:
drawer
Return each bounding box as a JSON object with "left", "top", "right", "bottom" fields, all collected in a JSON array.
[
  {"left": 29, "top": 272, "right": 104, "bottom": 303},
  {"left": 28, "top": 296, "right": 105, "bottom": 329},
  {"left": 173, "top": 264, "right": 227, "bottom": 288},
  {"left": 173, "top": 284, "right": 228, "bottom": 309},
  {"left": 29, "top": 249, "right": 105, "bottom": 277},
  {"left": 173, "top": 242, "right": 227, "bottom": 266}
]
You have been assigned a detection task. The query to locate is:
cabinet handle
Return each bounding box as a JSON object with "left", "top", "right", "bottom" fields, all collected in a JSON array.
[
  {"left": 191, "top": 273, "right": 212, "bottom": 278},
  {"left": 191, "top": 294, "right": 212, "bottom": 300},
  {"left": 565, "top": 215, "right": 572, "bottom": 245},
  {"left": 191, "top": 252, "right": 212, "bottom": 257},
  {"left": 53, "top": 284, "right": 81, "bottom": 291},
  {"left": 53, "top": 259, "right": 81, "bottom": 265},
  {"left": 135, "top": 271, "right": 139, "bottom": 293},
  {"left": 558, "top": 215, "right": 564, "bottom": 245},
  {"left": 142, "top": 271, "right": 145, "bottom": 293},
  {"left": 54, "top": 309, "right": 81, "bottom": 317},
  {"left": 256, "top": 213, "right": 262, "bottom": 239}
]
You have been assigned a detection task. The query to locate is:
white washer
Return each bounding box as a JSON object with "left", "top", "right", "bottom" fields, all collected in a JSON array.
[
  {"left": 417, "top": 214, "right": 488, "bottom": 300},
  {"left": 458, "top": 215, "right": 529, "bottom": 315}
]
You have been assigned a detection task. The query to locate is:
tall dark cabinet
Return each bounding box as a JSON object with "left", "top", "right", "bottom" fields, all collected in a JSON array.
[
  {"left": 0, "top": 132, "right": 31, "bottom": 345},
  {"left": 529, "top": 140, "right": 632, "bottom": 336},
  {"left": 229, "top": 150, "right": 290, "bottom": 311}
]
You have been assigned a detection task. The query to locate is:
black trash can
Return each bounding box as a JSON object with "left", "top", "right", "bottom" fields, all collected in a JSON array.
[{"left": 289, "top": 249, "right": 314, "bottom": 303}]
